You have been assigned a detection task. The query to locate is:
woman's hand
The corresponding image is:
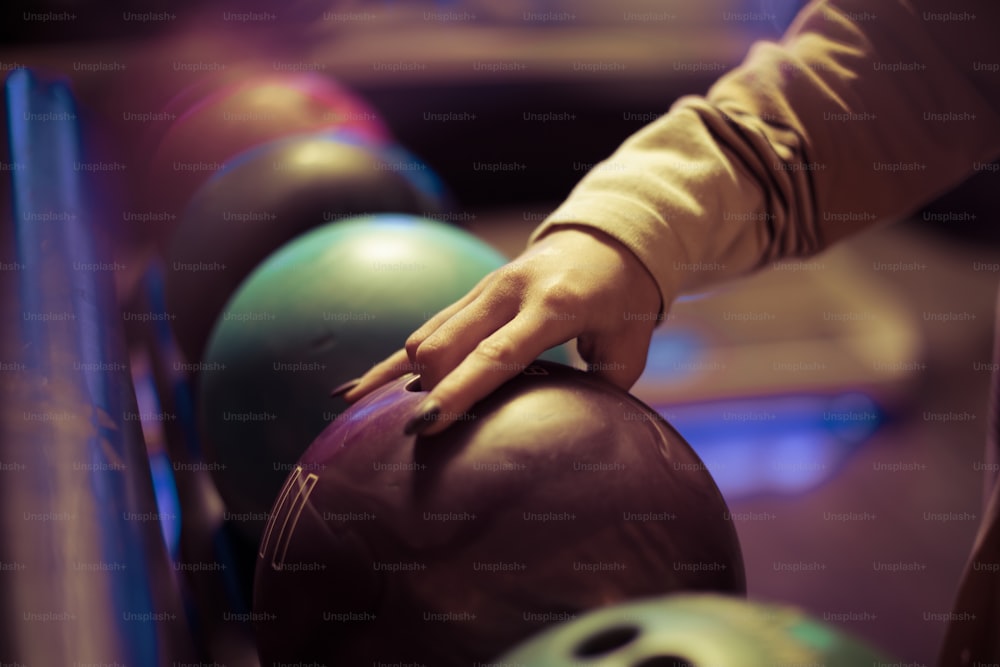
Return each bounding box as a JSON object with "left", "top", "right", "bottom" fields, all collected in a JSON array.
[{"left": 341, "top": 225, "right": 665, "bottom": 435}]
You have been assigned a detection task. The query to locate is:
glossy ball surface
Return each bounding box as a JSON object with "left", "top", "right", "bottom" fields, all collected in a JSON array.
[{"left": 253, "top": 361, "right": 745, "bottom": 667}]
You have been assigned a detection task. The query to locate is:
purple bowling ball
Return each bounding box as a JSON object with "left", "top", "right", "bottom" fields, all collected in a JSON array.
[{"left": 253, "top": 361, "right": 745, "bottom": 666}]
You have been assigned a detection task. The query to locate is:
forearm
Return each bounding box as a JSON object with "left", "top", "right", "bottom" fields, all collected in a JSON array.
[{"left": 531, "top": 0, "right": 1000, "bottom": 301}]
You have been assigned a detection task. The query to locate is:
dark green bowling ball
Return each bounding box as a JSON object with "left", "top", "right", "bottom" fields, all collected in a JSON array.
[{"left": 165, "top": 130, "right": 446, "bottom": 365}]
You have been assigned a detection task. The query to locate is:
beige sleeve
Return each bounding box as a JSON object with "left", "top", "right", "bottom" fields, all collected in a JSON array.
[{"left": 529, "top": 0, "right": 1000, "bottom": 301}]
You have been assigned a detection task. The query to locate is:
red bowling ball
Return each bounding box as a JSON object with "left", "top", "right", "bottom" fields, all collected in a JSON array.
[
  {"left": 253, "top": 361, "right": 745, "bottom": 667},
  {"left": 142, "top": 70, "right": 392, "bottom": 245}
]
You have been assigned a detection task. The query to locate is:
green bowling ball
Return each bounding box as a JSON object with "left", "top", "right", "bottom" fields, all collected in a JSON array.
[
  {"left": 198, "top": 214, "right": 567, "bottom": 539},
  {"left": 496, "top": 594, "right": 891, "bottom": 666}
]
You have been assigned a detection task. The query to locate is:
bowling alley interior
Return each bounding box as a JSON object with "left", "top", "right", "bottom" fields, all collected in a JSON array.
[{"left": 2, "top": 0, "right": 999, "bottom": 665}]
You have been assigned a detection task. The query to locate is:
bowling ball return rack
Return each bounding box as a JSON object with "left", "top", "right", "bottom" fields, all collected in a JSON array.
[{"left": 0, "top": 69, "right": 258, "bottom": 666}]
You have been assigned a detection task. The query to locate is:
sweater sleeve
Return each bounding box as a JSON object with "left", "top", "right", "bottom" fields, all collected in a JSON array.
[{"left": 529, "top": 0, "right": 1000, "bottom": 300}]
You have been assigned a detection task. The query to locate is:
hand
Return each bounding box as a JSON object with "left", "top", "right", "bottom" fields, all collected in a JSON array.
[{"left": 341, "top": 225, "right": 665, "bottom": 435}]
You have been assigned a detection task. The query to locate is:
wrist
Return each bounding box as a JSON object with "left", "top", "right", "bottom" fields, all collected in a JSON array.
[{"left": 532, "top": 223, "right": 666, "bottom": 318}]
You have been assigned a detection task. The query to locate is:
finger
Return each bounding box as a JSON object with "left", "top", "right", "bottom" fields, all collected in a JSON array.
[
  {"left": 409, "top": 291, "right": 521, "bottom": 390},
  {"left": 330, "top": 378, "right": 361, "bottom": 398},
  {"left": 405, "top": 277, "right": 490, "bottom": 363},
  {"left": 344, "top": 280, "right": 492, "bottom": 404},
  {"left": 404, "top": 313, "right": 580, "bottom": 437},
  {"left": 342, "top": 348, "right": 412, "bottom": 403}
]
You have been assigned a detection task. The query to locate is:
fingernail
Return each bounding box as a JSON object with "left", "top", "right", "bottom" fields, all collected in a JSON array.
[
  {"left": 330, "top": 378, "right": 361, "bottom": 398},
  {"left": 404, "top": 399, "right": 441, "bottom": 436}
]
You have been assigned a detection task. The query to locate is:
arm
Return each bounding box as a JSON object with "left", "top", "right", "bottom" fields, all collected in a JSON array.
[
  {"left": 536, "top": 0, "right": 1000, "bottom": 298},
  {"left": 347, "top": 0, "right": 1000, "bottom": 434}
]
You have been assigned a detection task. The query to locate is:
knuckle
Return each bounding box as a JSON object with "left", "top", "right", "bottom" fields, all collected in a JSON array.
[
  {"left": 490, "top": 263, "right": 530, "bottom": 292},
  {"left": 536, "top": 283, "right": 579, "bottom": 310},
  {"left": 403, "top": 341, "right": 428, "bottom": 374},
  {"left": 405, "top": 336, "right": 445, "bottom": 377},
  {"left": 412, "top": 336, "right": 449, "bottom": 369},
  {"left": 404, "top": 332, "right": 425, "bottom": 359},
  {"left": 532, "top": 283, "right": 584, "bottom": 323},
  {"left": 472, "top": 335, "right": 519, "bottom": 370}
]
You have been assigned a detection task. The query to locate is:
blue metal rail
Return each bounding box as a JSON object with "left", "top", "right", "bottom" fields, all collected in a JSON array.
[{"left": 0, "top": 68, "right": 195, "bottom": 665}]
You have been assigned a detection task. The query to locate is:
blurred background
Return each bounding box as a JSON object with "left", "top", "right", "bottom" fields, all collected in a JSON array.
[{"left": 2, "top": 0, "right": 1000, "bottom": 664}]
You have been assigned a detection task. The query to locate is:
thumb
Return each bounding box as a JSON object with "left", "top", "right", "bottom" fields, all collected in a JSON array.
[{"left": 576, "top": 328, "right": 651, "bottom": 390}]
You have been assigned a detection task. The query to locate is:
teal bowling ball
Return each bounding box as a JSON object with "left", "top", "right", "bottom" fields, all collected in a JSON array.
[
  {"left": 198, "top": 214, "right": 562, "bottom": 538},
  {"left": 496, "top": 594, "right": 891, "bottom": 666}
]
